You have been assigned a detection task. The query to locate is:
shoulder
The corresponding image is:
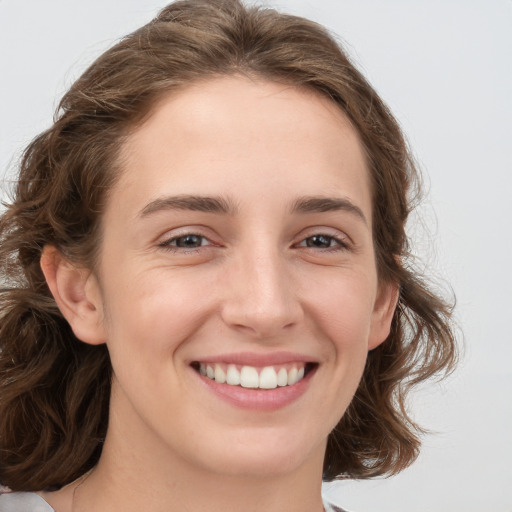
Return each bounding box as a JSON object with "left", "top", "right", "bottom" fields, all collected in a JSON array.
[{"left": 0, "top": 492, "right": 55, "bottom": 512}]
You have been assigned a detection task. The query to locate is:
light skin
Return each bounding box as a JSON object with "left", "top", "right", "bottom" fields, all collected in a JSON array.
[{"left": 40, "top": 76, "right": 397, "bottom": 512}]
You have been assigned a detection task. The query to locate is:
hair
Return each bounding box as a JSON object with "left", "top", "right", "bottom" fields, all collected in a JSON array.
[{"left": 0, "top": 0, "right": 457, "bottom": 492}]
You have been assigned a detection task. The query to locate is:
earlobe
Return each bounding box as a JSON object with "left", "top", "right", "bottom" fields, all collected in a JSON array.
[
  {"left": 40, "top": 245, "right": 107, "bottom": 345},
  {"left": 368, "top": 281, "right": 399, "bottom": 350}
]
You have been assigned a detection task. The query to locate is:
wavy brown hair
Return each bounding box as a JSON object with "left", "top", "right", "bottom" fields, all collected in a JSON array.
[{"left": 0, "top": 0, "right": 457, "bottom": 492}]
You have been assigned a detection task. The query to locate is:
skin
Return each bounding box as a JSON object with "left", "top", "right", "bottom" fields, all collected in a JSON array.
[{"left": 41, "top": 76, "right": 397, "bottom": 512}]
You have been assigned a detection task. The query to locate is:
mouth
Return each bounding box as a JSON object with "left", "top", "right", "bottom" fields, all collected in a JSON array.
[{"left": 190, "top": 361, "right": 318, "bottom": 390}]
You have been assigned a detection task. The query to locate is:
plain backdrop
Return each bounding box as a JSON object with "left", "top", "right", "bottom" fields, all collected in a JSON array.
[{"left": 1, "top": 1, "right": 511, "bottom": 511}]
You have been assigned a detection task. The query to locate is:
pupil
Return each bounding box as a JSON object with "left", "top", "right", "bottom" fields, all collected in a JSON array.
[
  {"left": 177, "top": 235, "right": 201, "bottom": 248},
  {"left": 307, "top": 235, "right": 330, "bottom": 248}
]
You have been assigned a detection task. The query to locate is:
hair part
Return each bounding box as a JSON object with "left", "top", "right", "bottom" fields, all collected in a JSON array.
[{"left": 0, "top": 0, "right": 457, "bottom": 491}]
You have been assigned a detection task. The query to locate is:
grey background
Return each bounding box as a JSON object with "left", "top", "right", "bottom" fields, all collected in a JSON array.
[{"left": 1, "top": 1, "right": 511, "bottom": 511}]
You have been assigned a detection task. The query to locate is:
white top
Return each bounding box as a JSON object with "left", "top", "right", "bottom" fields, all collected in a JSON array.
[
  {"left": 0, "top": 492, "right": 53, "bottom": 511},
  {"left": 0, "top": 491, "right": 347, "bottom": 511}
]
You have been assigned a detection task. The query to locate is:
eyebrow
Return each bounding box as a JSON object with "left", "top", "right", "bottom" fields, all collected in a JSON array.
[
  {"left": 139, "top": 195, "right": 239, "bottom": 217},
  {"left": 139, "top": 194, "right": 367, "bottom": 224},
  {"left": 290, "top": 196, "right": 367, "bottom": 224}
]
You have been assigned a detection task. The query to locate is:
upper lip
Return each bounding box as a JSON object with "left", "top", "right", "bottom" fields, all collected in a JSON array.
[{"left": 190, "top": 351, "right": 317, "bottom": 367}]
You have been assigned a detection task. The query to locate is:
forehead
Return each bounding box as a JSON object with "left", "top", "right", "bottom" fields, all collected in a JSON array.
[{"left": 113, "top": 76, "right": 371, "bottom": 219}]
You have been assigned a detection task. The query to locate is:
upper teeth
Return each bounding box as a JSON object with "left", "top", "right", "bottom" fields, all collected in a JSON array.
[{"left": 199, "top": 363, "right": 306, "bottom": 389}]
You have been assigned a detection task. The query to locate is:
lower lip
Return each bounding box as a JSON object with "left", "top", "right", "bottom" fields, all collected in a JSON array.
[{"left": 194, "top": 368, "right": 315, "bottom": 411}]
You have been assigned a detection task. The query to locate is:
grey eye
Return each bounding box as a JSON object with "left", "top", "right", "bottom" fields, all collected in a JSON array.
[
  {"left": 305, "top": 235, "right": 336, "bottom": 248},
  {"left": 173, "top": 235, "right": 205, "bottom": 248}
]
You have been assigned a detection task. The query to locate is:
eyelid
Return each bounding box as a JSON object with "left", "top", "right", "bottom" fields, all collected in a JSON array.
[
  {"left": 156, "top": 226, "right": 220, "bottom": 251},
  {"left": 161, "top": 234, "right": 211, "bottom": 247},
  {"left": 154, "top": 225, "right": 353, "bottom": 252},
  {"left": 296, "top": 236, "right": 349, "bottom": 252},
  {"left": 294, "top": 227, "right": 353, "bottom": 249}
]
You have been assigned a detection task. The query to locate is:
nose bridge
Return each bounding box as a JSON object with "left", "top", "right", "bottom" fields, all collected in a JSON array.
[{"left": 221, "top": 240, "right": 302, "bottom": 337}]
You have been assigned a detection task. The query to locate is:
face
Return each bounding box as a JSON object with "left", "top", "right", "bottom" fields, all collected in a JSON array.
[{"left": 83, "top": 76, "right": 395, "bottom": 478}]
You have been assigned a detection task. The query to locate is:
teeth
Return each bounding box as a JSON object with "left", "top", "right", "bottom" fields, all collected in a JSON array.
[
  {"left": 287, "top": 367, "right": 298, "bottom": 386},
  {"left": 226, "top": 364, "right": 240, "bottom": 385},
  {"left": 214, "top": 365, "right": 226, "bottom": 384},
  {"left": 240, "top": 366, "right": 259, "bottom": 388},
  {"left": 259, "top": 366, "right": 277, "bottom": 389},
  {"left": 198, "top": 362, "right": 308, "bottom": 389},
  {"left": 277, "top": 367, "right": 288, "bottom": 387}
]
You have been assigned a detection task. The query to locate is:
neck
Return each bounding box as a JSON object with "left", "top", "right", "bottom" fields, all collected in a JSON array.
[
  {"left": 70, "top": 389, "right": 327, "bottom": 512},
  {"left": 75, "top": 457, "right": 325, "bottom": 512}
]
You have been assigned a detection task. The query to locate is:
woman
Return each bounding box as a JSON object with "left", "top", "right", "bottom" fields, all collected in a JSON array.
[{"left": 0, "top": 1, "right": 457, "bottom": 511}]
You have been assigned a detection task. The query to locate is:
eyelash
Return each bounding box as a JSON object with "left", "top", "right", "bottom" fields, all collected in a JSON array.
[
  {"left": 158, "top": 233, "right": 211, "bottom": 252},
  {"left": 296, "top": 234, "right": 349, "bottom": 251},
  {"left": 158, "top": 232, "right": 350, "bottom": 253}
]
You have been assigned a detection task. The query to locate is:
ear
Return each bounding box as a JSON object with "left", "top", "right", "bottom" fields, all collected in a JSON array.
[
  {"left": 368, "top": 280, "right": 399, "bottom": 350},
  {"left": 40, "top": 245, "right": 107, "bottom": 345}
]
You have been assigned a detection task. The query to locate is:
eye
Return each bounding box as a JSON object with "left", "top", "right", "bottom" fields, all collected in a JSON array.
[
  {"left": 159, "top": 234, "right": 211, "bottom": 250},
  {"left": 297, "top": 234, "right": 349, "bottom": 250}
]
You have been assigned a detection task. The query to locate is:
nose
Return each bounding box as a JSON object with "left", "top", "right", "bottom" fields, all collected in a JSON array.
[{"left": 220, "top": 246, "right": 304, "bottom": 339}]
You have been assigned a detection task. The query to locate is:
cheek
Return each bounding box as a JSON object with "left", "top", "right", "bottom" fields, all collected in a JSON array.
[
  {"left": 301, "top": 282, "right": 375, "bottom": 436},
  {"left": 303, "top": 271, "right": 377, "bottom": 347},
  {"left": 101, "top": 267, "right": 215, "bottom": 374}
]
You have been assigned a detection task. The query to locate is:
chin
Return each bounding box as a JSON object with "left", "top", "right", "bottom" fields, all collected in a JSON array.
[{"left": 191, "top": 430, "right": 326, "bottom": 479}]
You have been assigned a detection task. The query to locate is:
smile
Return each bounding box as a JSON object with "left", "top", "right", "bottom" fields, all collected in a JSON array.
[
  {"left": 193, "top": 362, "right": 314, "bottom": 389},
  {"left": 189, "top": 353, "right": 318, "bottom": 411}
]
